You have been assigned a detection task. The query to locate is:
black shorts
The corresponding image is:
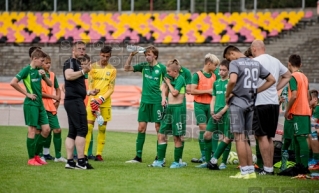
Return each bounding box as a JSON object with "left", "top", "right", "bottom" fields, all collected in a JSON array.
[
  {"left": 253, "top": 104, "right": 279, "bottom": 138},
  {"left": 64, "top": 98, "right": 88, "bottom": 139}
]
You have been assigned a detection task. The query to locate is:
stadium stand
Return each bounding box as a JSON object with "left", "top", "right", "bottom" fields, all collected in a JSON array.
[{"left": 0, "top": 11, "right": 307, "bottom": 44}]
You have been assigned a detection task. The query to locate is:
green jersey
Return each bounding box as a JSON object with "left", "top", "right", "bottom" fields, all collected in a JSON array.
[
  {"left": 169, "top": 75, "right": 186, "bottom": 95},
  {"left": 133, "top": 62, "right": 166, "bottom": 104},
  {"left": 16, "top": 65, "right": 46, "bottom": 106},
  {"left": 313, "top": 105, "right": 319, "bottom": 120},
  {"left": 214, "top": 67, "right": 220, "bottom": 80},
  {"left": 212, "top": 79, "right": 228, "bottom": 113}
]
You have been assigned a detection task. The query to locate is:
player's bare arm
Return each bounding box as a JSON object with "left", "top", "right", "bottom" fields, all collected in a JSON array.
[
  {"left": 225, "top": 73, "right": 237, "bottom": 104},
  {"left": 65, "top": 63, "right": 90, "bottom": 81},
  {"left": 124, "top": 52, "right": 138, "bottom": 72},
  {"left": 191, "top": 84, "right": 212, "bottom": 95},
  {"left": 210, "top": 96, "right": 216, "bottom": 116},
  {"left": 276, "top": 71, "right": 292, "bottom": 91},
  {"left": 165, "top": 77, "right": 184, "bottom": 104},
  {"left": 161, "top": 83, "right": 168, "bottom": 106},
  {"left": 256, "top": 74, "right": 275, "bottom": 94},
  {"left": 284, "top": 90, "right": 297, "bottom": 120},
  {"left": 10, "top": 77, "right": 36, "bottom": 100},
  {"left": 39, "top": 69, "right": 52, "bottom": 87}
]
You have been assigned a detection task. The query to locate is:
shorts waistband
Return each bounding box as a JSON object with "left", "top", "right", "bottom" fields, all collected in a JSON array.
[{"left": 168, "top": 103, "right": 183, "bottom": 107}]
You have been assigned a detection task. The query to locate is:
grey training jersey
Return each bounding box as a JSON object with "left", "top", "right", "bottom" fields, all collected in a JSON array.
[{"left": 229, "top": 57, "right": 270, "bottom": 108}]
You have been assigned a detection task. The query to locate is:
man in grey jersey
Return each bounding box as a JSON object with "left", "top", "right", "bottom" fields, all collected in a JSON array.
[{"left": 223, "top": 45, "right": 275, "bottom": 179}]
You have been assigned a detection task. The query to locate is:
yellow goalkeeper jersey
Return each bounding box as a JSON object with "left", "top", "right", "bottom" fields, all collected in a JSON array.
[{"left": 88, "top": 62, "right": 117, "bottom": 108}]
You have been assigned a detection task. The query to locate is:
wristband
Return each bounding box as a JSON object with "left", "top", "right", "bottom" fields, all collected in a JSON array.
[
  {"left": 81, "top": 70, "right": 85, "bottom": 75},
  {"left": 87, "top": 90, "right": 90, "bottom": 96}
]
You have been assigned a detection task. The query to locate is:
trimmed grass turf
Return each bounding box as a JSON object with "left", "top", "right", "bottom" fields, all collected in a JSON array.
[{"left": 0, "top": 126, "right": 318, "bottom": 193}]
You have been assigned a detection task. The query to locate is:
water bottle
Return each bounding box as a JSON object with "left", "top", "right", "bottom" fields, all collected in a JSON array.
[
  {"left": 281, "top": 86, "right": 288, "bottom": 112},
  {"left": 126, "top": 45, "right": 145, "bottom": 53},
  {"left": 95, "top": 111, "right": 104, "bottom": 126},
  {"left": 311, "top": 132, "right": 318, "bottom": 141},
  {"left": 280, "top": 150, "right": 289, "bottom": 171}
]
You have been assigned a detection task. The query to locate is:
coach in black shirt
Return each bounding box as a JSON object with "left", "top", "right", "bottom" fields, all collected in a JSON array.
[{"left": 63, "top": 41, "right": 93, "bottom": 169}]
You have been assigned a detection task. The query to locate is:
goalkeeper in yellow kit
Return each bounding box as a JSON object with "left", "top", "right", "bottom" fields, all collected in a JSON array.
[{"left": 85, "top": 46, "right": 117, "bottom": 161}]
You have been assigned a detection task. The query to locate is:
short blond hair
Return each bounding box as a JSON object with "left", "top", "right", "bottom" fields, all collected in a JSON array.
[
  {"left": 166, "top": 59, "right": 180, "bottom": 71},
  {"left": 204, "top": 53, "right": 220, "bottom": 65}
]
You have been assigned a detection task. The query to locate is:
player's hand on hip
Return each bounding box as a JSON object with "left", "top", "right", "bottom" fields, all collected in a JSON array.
[{"left": 27, "top": 93, "right": 37, "bottom": 100}]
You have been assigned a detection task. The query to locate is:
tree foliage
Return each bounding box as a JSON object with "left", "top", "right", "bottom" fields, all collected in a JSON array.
[{"left": 0, "top": 0, "right": 317, "bottom": 12}]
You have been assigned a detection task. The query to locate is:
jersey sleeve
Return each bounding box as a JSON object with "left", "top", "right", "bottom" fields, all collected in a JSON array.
[
  {"left": 212, "top": 82, "right": 217, "bottom": 96},
  {"left": 214, "top": 67, "right": 220, "bottom": 80},
  {"left": 64, "top": 58, "right": 77, "bottom": 70},
  {"left": 229, "top": 61, "right": 239, "bottom": 75},
  {"left": 258, "top": 64, "right": 270, "bottom": 79},
  {"left": 54, "top": 76, "right": 59, "bottom": 88},
  {"left": 174, "top": 76, "right": 185, "bottom": 92},
  {"left": 161, "top": 64, "right": 167, "bottom": 81},
  {"left": 289, "top": 77, "right": 297, "bottom": 91},
  {"left": 191, "top": 73, "right": 199, "bottom": 84},
  {"left": 185, "top": 69, "right": 192, "bottom": 85},
  {"left": 313, "top": 106, "right": 319, "bottom": 119},
  {"left": 133, "top": 63, "right": 146, "bottom": 72},
  {"left": 15, "top": 67, "right": 29, "bottom": 81}
]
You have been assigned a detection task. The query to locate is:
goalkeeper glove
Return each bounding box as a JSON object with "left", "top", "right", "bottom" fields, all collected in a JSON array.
[{"left": 90, "top": 96, "right": 105, "bottom": 111}]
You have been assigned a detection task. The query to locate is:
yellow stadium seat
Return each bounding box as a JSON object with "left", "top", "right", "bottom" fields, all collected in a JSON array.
[{"left": 220, "top": 34, "right": 230, "bottom": 43}]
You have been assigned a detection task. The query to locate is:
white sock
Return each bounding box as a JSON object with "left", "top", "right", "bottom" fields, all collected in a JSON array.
[
  {"left": 210, "top": 157, "right": 217, "bottom": 164},
  {"left": 264, "top": 166, "right": 274, "bottom": 172},
  {"left": 43, "top": 148, "right": 50, "bottom": 155},
  {"left": 248, "top": 165, "right": 255, "bottom": 174},
  {"left": 241, "top": 166, "right": 249, "bottom": 175}
]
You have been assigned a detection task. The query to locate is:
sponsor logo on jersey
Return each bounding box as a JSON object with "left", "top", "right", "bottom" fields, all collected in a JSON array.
[
  {"left": 106, "top": 72, "right": 110, "bottom": 76},
  {"left": 155, "top": 69, "right": 159, "bottom": 74}
]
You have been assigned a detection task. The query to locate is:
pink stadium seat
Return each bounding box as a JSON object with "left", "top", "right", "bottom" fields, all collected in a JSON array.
[
  {"left": 229, "top": 34, "right": 238, "bottom": 42},
  {"left": 268, "top": 30, "right": 279, "bottom": 37},
  {"left": 272, "top": 12, "right": 279, "bottom": 18},
  {"left": 304, "top": 11, "right": 313, "bottom": 19}
]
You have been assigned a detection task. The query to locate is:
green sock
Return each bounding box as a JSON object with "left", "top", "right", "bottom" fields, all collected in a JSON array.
[
  {"left": 213, "top": 141, "right": 228, "bottom": 159},
  {"left": 53, "top": 132, "right": 62, "bottom": 158},
  {"left": 212, "top": 132, "right": 219, "bottom": 154},
  {"left": 43, "top": 131, "right": 52, "bottom": 149},
  {"left": 26, "top": 137, "right": 35, "bottom": 159},
  {"left": 222, "top": 142, "right": 232, "bottom": 164},
  {"left": 204, "top": 138, "right": 212, "bottom": 162},
  {"left": 88, "top": 133, "right": 93, "bottom": 156},
  {"left": 35, "top": 134, "right": 46, "bottom": 156},
  {"left": 199, "top": 131, "right": 205, "bottom": 157},
  {"left": 313, "top": 153, "right": 319, "bottom": 161},
  {"left": 309, "top": 149, "right": 313, "bottom": 159},
  {"left": 157, "top": 143, "right": 167, "bottom": 161},
  {"left": 295, "top": 136, "right": 309, "bottom": 167},
  {"left": 136, "top": 132, "right": 146, "bottom": 158},
  {"left": 34, "top": 134, "right": 40, "bottom": 155},
  {"left": 181, "top": 141, "right": 185, "bottom": 159},
  {"left": 256, "top": 140, "right": 263, "bottom": 168},
  {"left": 174, "top": 146, "right": 183, "bottom": 163}
]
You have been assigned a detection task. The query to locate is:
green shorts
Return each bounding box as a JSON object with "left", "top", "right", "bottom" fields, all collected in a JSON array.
[
  {"left": 138, "top": 102, "right": 162, "bottom": 123},
  {"left": 23, "top": 104, "right": 49, "bottom": 128},
  {"left": 291, "top": 115, "right": 311, "bottom": 136},
  {"left": 206, "top": 111, "right": 233, "bottom": 139},
  {"left": 36, "top": 111, "right": 61, "bottom": 130},
  {"left": 283, "top": 119, "right": 294, "bottom": 139},
  {"left": 159, "top": 104, "right": 186, "bottom": 136},
  {"left": 194, "top": 102, "right": 211, "bottom": 125}
]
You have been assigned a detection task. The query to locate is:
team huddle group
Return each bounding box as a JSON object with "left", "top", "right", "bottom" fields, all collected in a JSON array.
[{"left": 10, "top": 39, "right": 319, "bottom": 179}]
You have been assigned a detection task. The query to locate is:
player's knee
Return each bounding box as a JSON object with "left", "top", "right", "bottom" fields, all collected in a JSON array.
[
  {"left": 67, "top": 133, "right": 76, "bottom": 140},
  {"left": 204, "top": 132, "right": 212, "bottom": 140},
  {"left": 138, "top": 125, "right": 146, "bottom": 133},
  {"left": 53, "top": 129, "right": 61, "bottom": 133},
  {"left": 41, "top": 127, "right": 51, "bottom": 137}
]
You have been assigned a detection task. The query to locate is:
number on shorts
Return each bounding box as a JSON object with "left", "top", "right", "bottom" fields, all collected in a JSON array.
[
  {"left": 243, "top": 68, "right": 258, "bottom": 88},
  {"left": 157, "top": 110, "right": 161, "bottom": 118},
  {"left": 176, "top": 122, "right": 182, "bottom": 130}
]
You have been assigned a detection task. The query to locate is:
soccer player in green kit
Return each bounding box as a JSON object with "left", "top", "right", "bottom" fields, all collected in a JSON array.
[
  {"left": 150, "top": 59, "right": 187, "bottom": 168},
  {"left": 202, "top": 60, "right": 233, "bottom": 169},
  {"left": 10, "top": 49, "right": 52, "bottom": 165},
  {"left": 124, "top": 46, "right": 166, "bottom": 163},
  {"left": 191, "top": 53, "right": 220, "bottom": 163}
]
